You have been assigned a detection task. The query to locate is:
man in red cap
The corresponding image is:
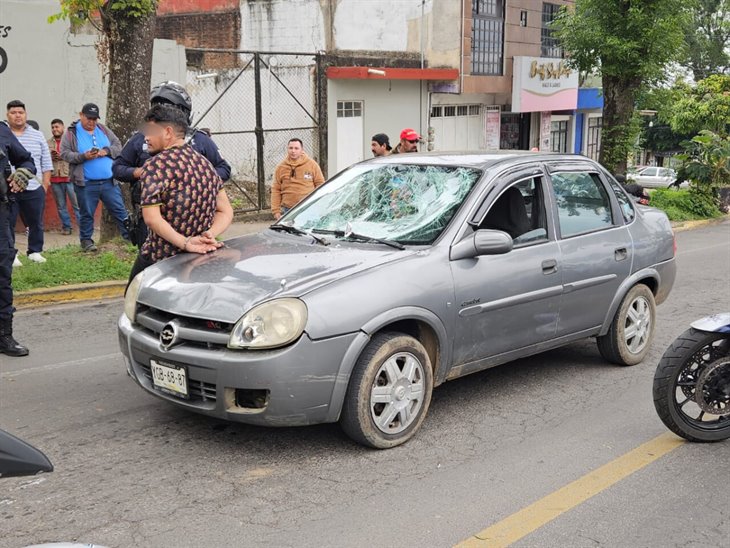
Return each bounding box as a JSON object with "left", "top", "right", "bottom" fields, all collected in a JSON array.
[{"left": 392, "top": 128, "right": 421, "bottom": 154}]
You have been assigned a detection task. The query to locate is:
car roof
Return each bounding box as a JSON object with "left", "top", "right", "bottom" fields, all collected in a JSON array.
[{"left": 367, "top": 150, "right": 597, "bottom": 171}]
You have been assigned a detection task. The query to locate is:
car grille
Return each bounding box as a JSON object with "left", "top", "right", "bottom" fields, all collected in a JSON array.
[
  {"left": 136, "top": 306, "right": 233, "bottom": 349},
  {"left": 138, "top": 362, "right": 217, "bottom": 403}
]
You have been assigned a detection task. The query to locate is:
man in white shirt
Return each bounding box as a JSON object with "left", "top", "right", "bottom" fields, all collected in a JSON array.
[{"left": 5, "top": 100, "right": 52, "bottom": 265}]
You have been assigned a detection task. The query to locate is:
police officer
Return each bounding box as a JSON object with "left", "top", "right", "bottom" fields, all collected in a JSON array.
[
  {"left": 0, "top": 123, "right": 36, "bottom": 357},
  {"left": 113, "top": 81, "right": 231, "bottom": 245}
]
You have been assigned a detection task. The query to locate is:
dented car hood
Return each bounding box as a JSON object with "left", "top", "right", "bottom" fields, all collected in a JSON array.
[{"left": 137, "top": 229, "right": 412, "bottom": 323}]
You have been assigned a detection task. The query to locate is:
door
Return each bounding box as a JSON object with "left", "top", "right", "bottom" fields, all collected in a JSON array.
[
  {"left": 449, "top": 173, "right": 563, "bottom": 365},
  {"left": 336, "top": 100, "right": 363, "bottom": 172},
  {"left": 549, "top": 170, "right": 633, "bottom": 336}
]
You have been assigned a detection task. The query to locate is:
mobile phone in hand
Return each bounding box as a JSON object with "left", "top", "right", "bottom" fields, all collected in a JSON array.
[{"left": 90, "top": 147, "right": 99, "bottom": 154}]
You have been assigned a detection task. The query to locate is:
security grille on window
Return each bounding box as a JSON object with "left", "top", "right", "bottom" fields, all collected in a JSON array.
[
  {"left": 337, "top": 101, "right": 363, "bottom": 118},
  {"left": 586, "top": 117, "right": 602, "bottom": 161},
  {"left": 551, "top": 120, "right": 568, "bottom": 153},
  {"left": 430, "top": 105, "right": 482, "bottom": 118},
  {"left": 541, "top": 3, "right": 563, "bottom": 58},
  {"left": 472, "top": 0, "right": 504, "bottom": 75}
]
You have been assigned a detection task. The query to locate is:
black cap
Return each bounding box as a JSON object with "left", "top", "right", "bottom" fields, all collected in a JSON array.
[
  {"left": 81, "top": 103, "right": 100, "bottom": 119},
  {"left": 372, "top": 133, "right": 391, "bottom": 147}
]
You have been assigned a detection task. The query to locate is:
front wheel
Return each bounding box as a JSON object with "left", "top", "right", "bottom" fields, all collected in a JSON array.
[
  {"left": 653, "top": 328, "right": 730, "bottom": 442},
  {"left": 597, "top": 284, "right": 656, "bottom": 365},
  {"left": 340, "top": 332, "right": 433, "bottom": 449}
]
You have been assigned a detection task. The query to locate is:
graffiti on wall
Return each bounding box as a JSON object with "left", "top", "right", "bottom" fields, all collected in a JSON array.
[{"left": 0, "top": 25, "right": 11, "bottom": 74}]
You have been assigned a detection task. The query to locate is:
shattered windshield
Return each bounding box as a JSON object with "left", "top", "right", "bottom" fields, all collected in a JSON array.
[{"left": 283, "top": 163, "right": 482, "bottom": 244}]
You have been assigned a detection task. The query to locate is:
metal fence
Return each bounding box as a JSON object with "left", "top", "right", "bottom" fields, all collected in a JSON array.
[{"left": 185, "top": 49, "right": 326, "bottom": 212}]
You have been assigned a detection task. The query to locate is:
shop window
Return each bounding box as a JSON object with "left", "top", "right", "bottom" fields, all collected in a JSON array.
[
  {"left": 550, "top": 120, "right": 569, "bottom": 153},
  {"left": 444, "top": 106, "right": 457, "bottom": 117},
  {"left": 586, "top": 117, "right": 602, "bottom": 161},
  {"left": 337, "top": 101, "right": 363, "bottom": 118},
  {"left": 469, "top": 105, "right": 481, "bottom": 116},
  {"left": 500, "top": 113, "right": 521, "bottom": 150},
  {"left": 431, "top": 106, "right": 443, "bottom": 118},
  {"left": 541, "top": 3, "right": 563, "bottom": 58},
  {"left": 472, "top": 0, "right": 504, "bottom": 75}
]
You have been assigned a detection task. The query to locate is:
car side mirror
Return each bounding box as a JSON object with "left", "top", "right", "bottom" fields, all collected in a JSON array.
[{"left": 450, "top": 229, "right": 513, "bottom": 260}]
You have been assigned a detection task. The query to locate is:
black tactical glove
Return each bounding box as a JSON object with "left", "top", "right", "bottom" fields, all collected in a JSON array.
[{"left": 8, "top": 168, "right": 33, "bottom": 191}]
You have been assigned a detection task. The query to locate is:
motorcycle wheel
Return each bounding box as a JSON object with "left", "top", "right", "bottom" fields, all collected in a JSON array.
[{"left": 653, "top": 328, "right": 730, "bottom": 442}]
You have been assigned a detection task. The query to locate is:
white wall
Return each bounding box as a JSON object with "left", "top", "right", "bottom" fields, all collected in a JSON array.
[
  {"left": 0, "top": 1, "right": 186, "bottom": 140},
  {"left": 327, "top": 79, "right": 426, "bottom": 174}
]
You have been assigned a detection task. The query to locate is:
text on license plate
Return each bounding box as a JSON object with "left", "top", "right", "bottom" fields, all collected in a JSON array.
[{"left": 150, "top": 360, "right": 188, "bottom": 397}]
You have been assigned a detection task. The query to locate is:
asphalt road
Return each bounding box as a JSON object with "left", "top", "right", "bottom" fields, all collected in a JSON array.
[{"left": 1, "top": 220, "right": 729, "bottom": 548}]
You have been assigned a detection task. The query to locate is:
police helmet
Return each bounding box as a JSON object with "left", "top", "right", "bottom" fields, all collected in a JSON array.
[{"left": 150, "top": 81, "right": 193, "bottom": 122}]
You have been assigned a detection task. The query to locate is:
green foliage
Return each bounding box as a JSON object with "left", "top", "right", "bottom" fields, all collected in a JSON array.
[
  {"left": 12, "top": 241, "right": 136, "bottom": 291},
  {"left": 683, "top": 0, "right": 730, "bottom": 81},
  {"left": 669, "top": 74, "right": 730, "bottom": 137},
  {"left": 676, "top": 130, "right": 730, "bottom": 193},
  {"left": 553, "top": 0, "right": 690, "bottom": 81},
  {"left": 650, "top": 188, "right": 723, "bottom": 221},
  {"left": 49, "top": 0, "right": 157, "bottom": 25}
]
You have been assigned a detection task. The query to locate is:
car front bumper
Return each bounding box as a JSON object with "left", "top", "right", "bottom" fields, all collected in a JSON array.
[{"left": 118, "top": 314, "right": 359, "bottom": 426}]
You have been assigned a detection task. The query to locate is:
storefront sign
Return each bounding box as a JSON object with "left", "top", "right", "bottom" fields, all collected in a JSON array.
[
  {"left": 511, "top": 56, "right": 579, "bottom": 113},
  {"left": 485, "top": 107, "right": 500, "bottom": 150}
]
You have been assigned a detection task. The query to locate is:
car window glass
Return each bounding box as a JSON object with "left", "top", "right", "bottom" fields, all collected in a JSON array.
[
  {"left": 642, "top": 167, "right": 657, "bottom": 176},
  {"left": 479, "top": 177, "right": 548, "bottom": 245},
  {"left": 607, "top": 178, "right": 635, "bottom": 222},
  {"left": 551, "top": 171, "right": 614, "bottom": 237}
]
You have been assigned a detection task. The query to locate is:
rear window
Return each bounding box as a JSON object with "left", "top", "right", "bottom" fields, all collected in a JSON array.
[{"left": 551, "top": 172, "right": 614, "bottom": 237}]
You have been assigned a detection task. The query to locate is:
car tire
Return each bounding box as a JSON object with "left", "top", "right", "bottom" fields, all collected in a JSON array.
[
  {"left": 340, "top": 331, "right": 433, "bottom": 449},
  {"left": 597, "top": 284, "right": 656, "bottom": 366}
]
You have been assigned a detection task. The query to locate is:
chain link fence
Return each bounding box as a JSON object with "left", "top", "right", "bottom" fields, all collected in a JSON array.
[{"left": 185, "top": 50, "right": 325, "bottom": 213}]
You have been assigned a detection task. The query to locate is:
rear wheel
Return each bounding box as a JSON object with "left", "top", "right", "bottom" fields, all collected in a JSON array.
[
  {"left": 340, "top": 332, "right": 433, "bottom": 449},
  {"left": 597, "top": 284, "right": 656, "bottom": 365}
]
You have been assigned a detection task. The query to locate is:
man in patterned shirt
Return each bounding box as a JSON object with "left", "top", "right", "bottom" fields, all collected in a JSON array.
[{"left": 127, "top": 104, "right": 233, "bottom": 286}]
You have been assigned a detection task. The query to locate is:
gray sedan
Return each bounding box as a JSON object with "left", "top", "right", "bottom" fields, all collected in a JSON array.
[{"left": 119, "top": 152, "right": 676, "bottom": 448}]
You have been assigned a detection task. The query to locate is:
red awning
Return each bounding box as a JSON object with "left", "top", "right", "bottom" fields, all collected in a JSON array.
[{"left": 326, "top": 67, "right": 459, "bottom": 80}]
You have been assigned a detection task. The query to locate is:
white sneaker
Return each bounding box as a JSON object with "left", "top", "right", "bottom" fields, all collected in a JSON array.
[
  {"left": 28, "top": 252, "right": 47, "bottom": 264},
  {"left": 12, "top": 256, "right": 22, "bottom": 267}
]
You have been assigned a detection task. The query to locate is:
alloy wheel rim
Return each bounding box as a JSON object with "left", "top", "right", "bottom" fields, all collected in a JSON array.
[
  {"left": 624, "top": 296, "right": 652, "bottom": 353},
  {"left": 370, "top": 352, "right": 425, "bottom": 435}
]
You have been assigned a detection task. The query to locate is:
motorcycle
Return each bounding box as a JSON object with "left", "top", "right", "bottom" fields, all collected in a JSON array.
[{"left": 653, "top": 314, "right": 730, "bottom": 442}]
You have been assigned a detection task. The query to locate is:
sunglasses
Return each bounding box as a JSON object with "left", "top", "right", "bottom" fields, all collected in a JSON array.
[{"left": 407, "top": 139, "right": 419, "bottom": 144}]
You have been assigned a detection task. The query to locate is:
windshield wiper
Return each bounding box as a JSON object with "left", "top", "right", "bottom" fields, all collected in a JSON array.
[
  {"left": 269, "top": 224, "right": 330, "bottom": 246},
  {"left": 312, "top": 228, "right": 405, "bottom": 250}
]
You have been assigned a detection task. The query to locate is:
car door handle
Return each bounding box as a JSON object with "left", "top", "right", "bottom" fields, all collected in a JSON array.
[
  {"left": 541, "top": 259, "right": 558, "bottom": 275},
  {"left": 615, "top": 247, "right": 628, "bottom": 261}
]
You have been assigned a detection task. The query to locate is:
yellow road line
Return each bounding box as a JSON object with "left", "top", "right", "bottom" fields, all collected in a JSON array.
[{"left": 456, "top": 432, "right": 684, "bottom": 548}]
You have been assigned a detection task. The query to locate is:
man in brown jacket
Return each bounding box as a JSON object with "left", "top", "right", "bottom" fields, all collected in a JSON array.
[
  {"left": 47, "top": 119, "right": 80, "bottom": 235},
  {"left": 271, "top": 138, "right": 325, "bottom": 219}
]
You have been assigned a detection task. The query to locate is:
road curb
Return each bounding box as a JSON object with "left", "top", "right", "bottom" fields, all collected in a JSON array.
[
  {"left": 15, "top": 280, "right": 126, "bottom": 309},
  {"left": 670, "top": 215, "right": 729, "bottom": 232}
]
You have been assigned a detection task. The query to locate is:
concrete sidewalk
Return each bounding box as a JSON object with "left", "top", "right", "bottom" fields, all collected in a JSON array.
[{"left": 13, "top": 219, "right": 273, "bottom": 255}]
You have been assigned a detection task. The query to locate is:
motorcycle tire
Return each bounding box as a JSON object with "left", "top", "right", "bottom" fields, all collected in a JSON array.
[{"left": 653, "top": 327, "right": 730, "bottom": 442}]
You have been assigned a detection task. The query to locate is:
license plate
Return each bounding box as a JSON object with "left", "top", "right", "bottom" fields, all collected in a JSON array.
[{"left": 150, "top": 360, "right": 188, "bottom": 398}]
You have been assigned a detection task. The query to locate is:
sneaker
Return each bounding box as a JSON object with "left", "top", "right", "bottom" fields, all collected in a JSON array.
[
  {"left": 61, "top": 227, "right": 72, "bottom": 235},
  {"left": 28, "top": 252, "right": 47, "bottom": 263},
  {"left": 12, "top": 256, "right": 22, "bottom": 268},
  {"left": 81, "top": 239, "right": 98, "bottom": 252}
]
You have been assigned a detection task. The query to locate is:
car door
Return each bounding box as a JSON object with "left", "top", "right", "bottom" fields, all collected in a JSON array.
[
  {"left": 548, "top": 167, "right": 633, "bottom": 336},
  {"left": 449, "top": 170, "right": 563, "bottom": 366}
]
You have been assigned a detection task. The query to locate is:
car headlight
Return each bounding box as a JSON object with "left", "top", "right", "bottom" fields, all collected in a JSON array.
[
  {"left": 228, "top": 298, "right": 307, "bottom": 349},
  {"left": 124, "top": 271, "right": 145, "bottom": 323}
]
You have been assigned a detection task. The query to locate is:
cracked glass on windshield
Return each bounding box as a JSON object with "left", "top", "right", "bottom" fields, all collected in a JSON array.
[{"left": 283, "top": 163, "right": 482, "bottom": 244}]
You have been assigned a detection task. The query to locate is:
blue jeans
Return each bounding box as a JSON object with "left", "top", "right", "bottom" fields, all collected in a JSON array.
[
  {"left": 8, "top": 187, "right": 45, "bottom": 254},
  {"left": 50, "top": 182, "right": 80, "bottom": 230},
  {"left": 75, "top": 179, "right": 129, "bottom": 241}
]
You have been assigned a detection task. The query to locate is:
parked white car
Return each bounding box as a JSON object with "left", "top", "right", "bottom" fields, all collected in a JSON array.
[{"left": 630, "top": 166, "right": 687, "bottom": 188}]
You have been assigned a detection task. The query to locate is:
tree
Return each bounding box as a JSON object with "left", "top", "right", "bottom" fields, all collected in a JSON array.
[
  {"left": 668, "top": 74, "right": 730, "bottom": 137},
  {"left": 683, "top": 0, "right": 730, "bottom": 81},
  {"left": 51, "top": 1, "right": 157, "bottom": 242},
  {"left": 554, "top": 0, "right": 690, "bottom": 174}
]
